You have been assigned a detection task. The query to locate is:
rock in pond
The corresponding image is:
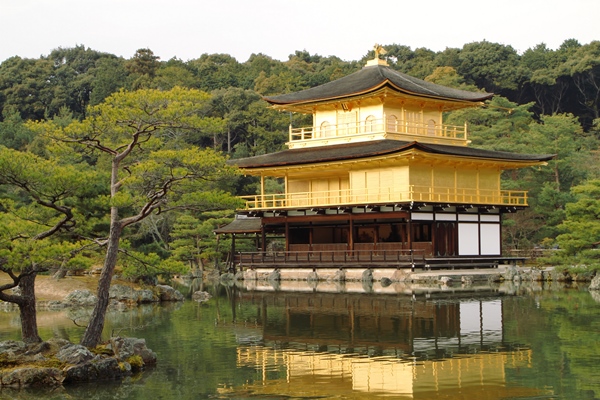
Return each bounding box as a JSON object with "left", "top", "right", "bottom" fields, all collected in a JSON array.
[{"left": 0, "top": 337, "right": 156, "bottom": 389}]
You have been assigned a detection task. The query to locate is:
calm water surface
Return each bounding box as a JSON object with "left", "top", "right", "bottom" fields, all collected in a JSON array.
[{"left": 0, "top": 280, "right": 599, "bottom": 399}]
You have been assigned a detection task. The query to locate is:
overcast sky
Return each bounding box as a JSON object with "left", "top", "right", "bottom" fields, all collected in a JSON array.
[{"left": 1, "top": 0, "right": 598, "bottom": 63}]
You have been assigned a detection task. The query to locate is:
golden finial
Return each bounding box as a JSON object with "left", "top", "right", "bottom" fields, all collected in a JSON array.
[
  {"left": 366, "top": 44, "right": 389, "bottom": 67},
  {"left": 373, "top": 44, "right": 387, "bottom": 59}
]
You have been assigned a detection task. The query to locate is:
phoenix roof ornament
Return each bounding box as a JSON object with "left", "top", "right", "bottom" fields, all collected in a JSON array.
[{"left": 373, "top": 43, "right": 387, "bottom": 59}]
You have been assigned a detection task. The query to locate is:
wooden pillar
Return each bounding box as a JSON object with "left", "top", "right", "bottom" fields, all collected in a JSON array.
[
  {"left": 284, "top": 174, "right": 288, "bottom": 207},
  {"left": 432, "top": 216, "right": 437, "bottom": 257},
  {"left": 349, "top": 217, "right": 354, "bottom": 251},
  {"left": 260, "top": 174, "right": 265, "bottom": 208},
  {"left": 285, "top": 221, "right": 289, "bottom": 251},
  {"left": 419, "top": 105, "right": 424, "bottom": 134},
  {"left": 398, "top": 221, "right": 405, "bottom": 248},
  {"left": 407, "top": 217, "right": 413, "bottom": 252}
]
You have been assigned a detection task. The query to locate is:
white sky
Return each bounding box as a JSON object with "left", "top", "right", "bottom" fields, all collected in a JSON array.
[{"left": 1, "top": 0, "right": 598, "bottom": 63}]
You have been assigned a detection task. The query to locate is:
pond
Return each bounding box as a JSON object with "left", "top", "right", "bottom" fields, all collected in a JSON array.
[{"left": 1, "top": 280, "right": 599, "bottom": 399}]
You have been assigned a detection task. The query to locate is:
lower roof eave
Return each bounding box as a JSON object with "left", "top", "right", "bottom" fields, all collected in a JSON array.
[{"left": 238, "top": 202, "right": 526, "bottom": 218}]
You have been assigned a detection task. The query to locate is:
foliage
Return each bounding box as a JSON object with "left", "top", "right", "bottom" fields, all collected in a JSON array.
[
  {"left": 0, "top": 147, "right": 97, "bottom": 270},
  {"left": 0, "top": 109, "right": 36, "bottom": 150},
  {"left": 168, "top": 211, "right": 235, "bottom": 273},
  {"left": 457, "top": 41, "right": 523, "bottom": 93},
  {"left": 546, "top": 179, "right": 600, "bottom": 267},
  {"left": 118, "top": 246, "right": 187, "bottom": 281},
  {"left": 0, "top": 146, "right": 97, "bottom": 342}
]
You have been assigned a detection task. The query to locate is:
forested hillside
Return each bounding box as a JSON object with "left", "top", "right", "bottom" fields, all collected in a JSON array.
[{"left": 0, "top": 40, "right": 599, "bottom": 275}]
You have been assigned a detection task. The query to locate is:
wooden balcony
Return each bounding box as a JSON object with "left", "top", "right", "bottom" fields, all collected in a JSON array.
[
  {"left": 288, "top": 118, "right": 469, "bottom": 148},
  {"left": 240, "top": 186, "right": 528, "bottom": 210},
  {"left": 233, "top": 248, "right": 521, "bottom": 270}
]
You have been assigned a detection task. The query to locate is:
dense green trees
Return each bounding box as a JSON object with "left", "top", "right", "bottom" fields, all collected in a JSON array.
[{"left": 547, "top": 180, "right": 600, "bottom": 268}]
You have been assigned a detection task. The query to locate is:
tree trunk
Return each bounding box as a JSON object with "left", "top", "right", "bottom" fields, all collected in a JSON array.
[
  {"left": 53, "top": 267, "right": 67, "bottom": 280},
  {"left": 80, "top": 216, "right": 122, "bottom": 347},
  {"left": 81, "top": 155, "right": 125, "bottom": 348},
  {"left": 18, "top": 272, "right": 42, "bottom": 344},
  {"left": 80, "top": 208, "right": 122, "bottom": 348}
]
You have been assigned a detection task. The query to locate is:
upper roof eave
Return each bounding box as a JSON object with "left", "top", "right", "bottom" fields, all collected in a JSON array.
[
  {"left": 263, "top": 64, "right": 494, "bottom": 107},
  {"left": 267, "top": 82, "right": 488, "bottom": 112}
]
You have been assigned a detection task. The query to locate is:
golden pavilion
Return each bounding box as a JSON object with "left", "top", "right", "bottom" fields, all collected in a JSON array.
[{"left": 219, "top": 46, "right": 553, "bottom": 270}]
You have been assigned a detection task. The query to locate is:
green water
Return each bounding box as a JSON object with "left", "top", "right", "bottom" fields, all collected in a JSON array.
[{"left": 0, "top": 281, "right": 599, "bottom": 399}]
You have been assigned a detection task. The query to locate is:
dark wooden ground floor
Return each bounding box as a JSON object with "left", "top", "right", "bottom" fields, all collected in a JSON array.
[{"left": 217, "top": 203, "right": 526, "bottom": 272}]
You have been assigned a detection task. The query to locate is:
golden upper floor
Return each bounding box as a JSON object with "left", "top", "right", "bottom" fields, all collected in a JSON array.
[
  {"left": 287, "top": 107, "right": 470, "bottom": 148},
  {"left": 234, "top": 141, "right": 553, "bottom": 210},
  {"left": 264, "top": 56, "right": 492, "bottom": 149}
]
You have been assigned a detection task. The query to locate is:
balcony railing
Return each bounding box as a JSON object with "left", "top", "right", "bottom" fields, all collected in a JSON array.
[
  {"left": 240, "top": 186, "right": 528, "bottom": 210},
  {"left": 235, "top": 248, "right": 425, "bottom": 267},
  {"left": 289, "top": 118, "right": 468, "bottom": 143}
]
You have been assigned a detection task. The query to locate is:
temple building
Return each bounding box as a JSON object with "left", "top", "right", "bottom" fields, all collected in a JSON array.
[{"left": 219, "top": 47, "right": 553, "bottom": 269}]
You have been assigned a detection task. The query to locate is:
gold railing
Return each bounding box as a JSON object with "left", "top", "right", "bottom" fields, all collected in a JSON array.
[
  {"left": 289, "top": 118, "right": 468, "bottom": 142},
  {"left": 240, "top": 186, "right": 528, "bottom": 209}
]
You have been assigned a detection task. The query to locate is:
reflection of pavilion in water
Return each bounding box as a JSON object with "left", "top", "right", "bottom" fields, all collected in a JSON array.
[{"left": 230, "top": 292, "right": 539, "bottom": 398}]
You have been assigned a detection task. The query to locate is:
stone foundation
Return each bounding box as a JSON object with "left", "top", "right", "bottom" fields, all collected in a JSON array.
[{"left": 239, "top": 266, "right": 511, "bottom": 284}]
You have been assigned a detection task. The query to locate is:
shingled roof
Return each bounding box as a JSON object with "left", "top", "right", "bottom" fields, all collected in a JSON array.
[
  {"left": 264, "top": 64, "right": 493, "bottom": 106},
  {"left": 214, "top": 217, "right": 262, "bottom": 234},
  {"left": 230, "top": 140, "right": 555, "bottom": 169}
]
